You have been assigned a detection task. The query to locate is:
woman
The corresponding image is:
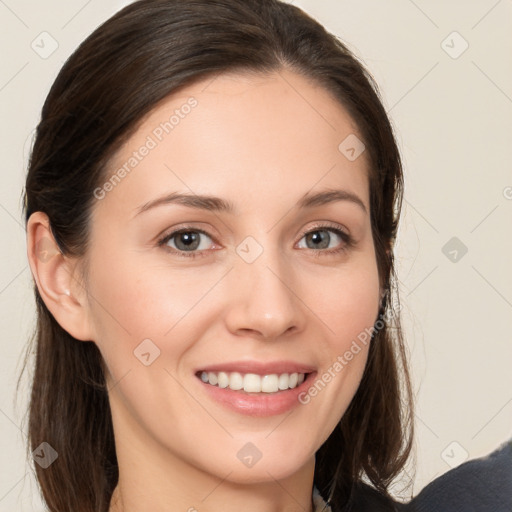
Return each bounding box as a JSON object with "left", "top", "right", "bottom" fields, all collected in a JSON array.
[{"left": 24, "top": 0, "right": 505, "bottom": 511}]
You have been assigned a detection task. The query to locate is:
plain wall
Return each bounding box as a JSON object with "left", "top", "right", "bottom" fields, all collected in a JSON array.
[{"left": 0, "top": 0, "right": 511, "bottom": 510}]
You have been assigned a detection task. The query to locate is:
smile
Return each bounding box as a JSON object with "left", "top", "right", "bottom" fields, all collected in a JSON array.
[{"left": 199, "top": 371, "right": 307, "bottom": 393}]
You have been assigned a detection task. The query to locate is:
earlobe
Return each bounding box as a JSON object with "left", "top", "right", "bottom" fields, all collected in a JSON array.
[{"left": 26, "top": 211, "right": 94, "bottom": 342}]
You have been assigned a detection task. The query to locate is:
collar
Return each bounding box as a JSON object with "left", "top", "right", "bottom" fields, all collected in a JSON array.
[{"left": 313, "top": 486, "right": 332, "bottom": 512}]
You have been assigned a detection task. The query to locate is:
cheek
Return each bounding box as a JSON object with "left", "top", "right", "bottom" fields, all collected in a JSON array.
[
  {"left": 306, "top": 251, "right": 381, "bottom": 348},
  {"left": 299, "top": 251, "right": 380, "bottom": 434},
  {"left": 84, "top": 245, "right": 226, "bottom": 373}
]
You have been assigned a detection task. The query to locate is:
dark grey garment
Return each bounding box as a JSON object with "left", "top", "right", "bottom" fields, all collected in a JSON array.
[{"left": 337, "top": 438, "right": 512, "bottom": 512}]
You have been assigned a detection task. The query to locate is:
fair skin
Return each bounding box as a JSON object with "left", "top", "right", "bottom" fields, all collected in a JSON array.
[{"left": 27, "top": 69, "right": 381, "bottom": 512}]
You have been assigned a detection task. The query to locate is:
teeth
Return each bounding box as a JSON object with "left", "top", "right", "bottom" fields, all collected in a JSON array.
[
  {"left": 278, "top": 373, "right": 289, "bottom": 390},
  {"left": 199, "top": 371, "right": 307, "bottom": 393},
  {"left": 229, "top": 372, "right": 243, "bottom": 391},
  {"left": 217, "top": 371, "right": 229, "bottom": 388},
  {"left": 261, "top": 374, "right": 278, "bottom": 392},
  {"left": 243, "top": 373, "right": 261, "bottom": 392}
]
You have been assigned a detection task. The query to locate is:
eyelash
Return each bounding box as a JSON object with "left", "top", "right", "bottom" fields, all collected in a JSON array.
[{"left": 156, "top": 222, "right": 354, "bottom": 259}]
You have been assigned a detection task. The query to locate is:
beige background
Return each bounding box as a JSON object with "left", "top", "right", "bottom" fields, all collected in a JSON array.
[{"left": 1, "top": 0, "right": 511, "bottom": 510}]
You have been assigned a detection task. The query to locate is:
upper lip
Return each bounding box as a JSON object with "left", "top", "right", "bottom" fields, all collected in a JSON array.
[{"left": 196, "top": 360, "right": 316, "bottom": 376}]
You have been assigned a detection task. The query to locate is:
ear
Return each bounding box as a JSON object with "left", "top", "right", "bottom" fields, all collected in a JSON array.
[{"left": 26, "top": 211, "right": 95, "bottom": 342}]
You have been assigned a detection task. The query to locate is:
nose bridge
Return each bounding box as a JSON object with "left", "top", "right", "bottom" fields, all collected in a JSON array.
[{"left": 225, "top": 234, "right": 303, "bottom": 338}]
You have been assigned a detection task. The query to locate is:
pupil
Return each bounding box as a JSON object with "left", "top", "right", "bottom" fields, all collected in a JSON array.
[
  {"left": 178, "top": 232, "right": 198, "bottom": 250},
  {"left": 309, "top": 230, "right": 329, "bottom": 249}
]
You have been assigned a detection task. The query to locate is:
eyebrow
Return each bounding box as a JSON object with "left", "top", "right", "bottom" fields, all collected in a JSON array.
[{"left": 133, "top": 187, "right": 367, "bottom": 218}]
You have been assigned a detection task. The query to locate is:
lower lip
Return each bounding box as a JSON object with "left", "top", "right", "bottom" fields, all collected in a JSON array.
[{"left": 196, "top": 373, "right": 317, "bottom": 417}]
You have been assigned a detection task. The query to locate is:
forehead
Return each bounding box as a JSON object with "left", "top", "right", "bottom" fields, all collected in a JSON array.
[{"left": 95, "top": 69, "right": 370, "bottom": 220}]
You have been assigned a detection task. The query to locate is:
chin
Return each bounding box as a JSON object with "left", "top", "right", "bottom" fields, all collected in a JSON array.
[{"left": 193, "top": 436, "right": 316, "bottom": 485}]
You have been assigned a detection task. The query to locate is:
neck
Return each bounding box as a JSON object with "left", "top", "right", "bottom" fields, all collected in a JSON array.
[
  {"left": 109, "top": 458, "right": 317, "bottom": 512},
  {"left": 107, "top": 410, "right": 317, "bottom": 512}
]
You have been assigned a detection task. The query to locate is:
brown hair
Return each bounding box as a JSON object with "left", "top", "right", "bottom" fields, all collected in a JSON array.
[{"left": 21, "top": 1, "right": 414, "bottom": 510}]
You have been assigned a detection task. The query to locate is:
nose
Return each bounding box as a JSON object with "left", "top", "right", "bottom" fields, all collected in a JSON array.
[{"left": 223, "top": 243, "right": 305, "bottom": 341}]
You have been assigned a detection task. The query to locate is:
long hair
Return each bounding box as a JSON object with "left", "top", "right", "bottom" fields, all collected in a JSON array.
[{"left": 20, "top": 1, "right": 414, "bottom": 510}]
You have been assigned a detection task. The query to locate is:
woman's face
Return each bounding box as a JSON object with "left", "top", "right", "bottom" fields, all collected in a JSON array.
[{"left": 83, "top": 69, "right": 381, "bottom": 484}]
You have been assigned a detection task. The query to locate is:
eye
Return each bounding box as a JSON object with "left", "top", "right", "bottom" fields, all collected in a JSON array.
[
  {"left": 157, "top": 228, "right": 215, "bottom": 258},
  {"left": 296, "top": 223, "right": 354, "bottom": 256},
  {"left": 157, "top": 222, "right": 354, "bottom": 259}
]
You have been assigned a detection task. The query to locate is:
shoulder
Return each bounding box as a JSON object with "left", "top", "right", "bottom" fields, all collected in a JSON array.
[
  {"left": 340, "top": 439, "right": 512, "bottom": 512},
  {"left": 400, "top": 438, "right": 512, "bottom": 512}
]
